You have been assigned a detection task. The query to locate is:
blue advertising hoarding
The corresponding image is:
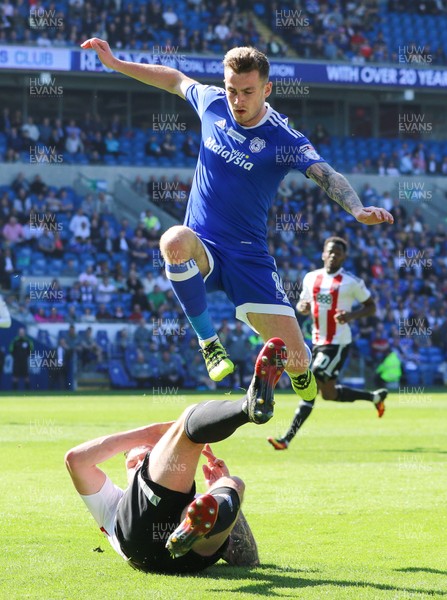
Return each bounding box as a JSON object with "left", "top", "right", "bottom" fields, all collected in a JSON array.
[{"left": 0, "top": 45, "right": 446, "bottom": 89}]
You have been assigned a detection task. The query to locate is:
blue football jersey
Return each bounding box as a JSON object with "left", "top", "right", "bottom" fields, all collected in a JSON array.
[{"left": 184, "top": 83, "right": 325, "bottom": 252}]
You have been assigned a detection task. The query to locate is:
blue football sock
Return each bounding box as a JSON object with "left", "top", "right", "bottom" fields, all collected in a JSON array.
[{"left": 166, "top": 259, "right": 216, "bottom": 342}]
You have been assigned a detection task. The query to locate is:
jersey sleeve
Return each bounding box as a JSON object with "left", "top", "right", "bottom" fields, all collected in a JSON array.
[
  {"left": 353, "top": 278, "right": 371, "bottom": 304},
  {"left": 288, "top": 134, "right": 326, "bottom": 175},
  {"left": 299, "top": 273, "right": 312, "bottom": 303},
  {"left": 185, "top": 83, "right": 225, "bottom": 119}
]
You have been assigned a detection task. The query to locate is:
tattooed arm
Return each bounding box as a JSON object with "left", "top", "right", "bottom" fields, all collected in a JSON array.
[
  {"left": 306, "top": 162, "right": 394, "bottom": 225},
  {"left": 222, "top": 509, "right": 260, "bottom": 567}
]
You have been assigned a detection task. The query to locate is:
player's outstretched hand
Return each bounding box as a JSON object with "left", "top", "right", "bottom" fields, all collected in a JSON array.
[
  {"left": 352, "top": 206, "right": 394, "bottom": 225},
  {"left": 202, "top": 444, "right": 230, "bottom": 487},
  {"left": 80, "top": 38, "right": 117, "bottom": 70}
]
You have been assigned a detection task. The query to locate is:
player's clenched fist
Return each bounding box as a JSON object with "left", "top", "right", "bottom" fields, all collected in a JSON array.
[{"left": 81, "top": 38, "right": 117, "bottom": 70}]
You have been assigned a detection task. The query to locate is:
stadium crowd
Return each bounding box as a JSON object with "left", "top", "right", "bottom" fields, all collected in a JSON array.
[
  {"left": 1, "top": 112, "right": 446, "bottom": 177},
  {"left": 0, "top": 0, "right": 446, "bottom": 64},
  {"left": 0, "top": 166, "right": 446, "bottom": 390}
]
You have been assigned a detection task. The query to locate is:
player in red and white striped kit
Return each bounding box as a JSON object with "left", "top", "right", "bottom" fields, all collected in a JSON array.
[{"left": 268, "top": 237, "right": 387, "bottom": 450}]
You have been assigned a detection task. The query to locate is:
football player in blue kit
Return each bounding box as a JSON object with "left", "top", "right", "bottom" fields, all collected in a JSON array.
[{"left": 82, "top": 39, "right": 393, "bottom": 408}]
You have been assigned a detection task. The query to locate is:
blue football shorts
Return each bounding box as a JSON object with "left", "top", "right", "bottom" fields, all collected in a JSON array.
[{"left": 198, "top": 235, "right": 295, "bottom": 328}]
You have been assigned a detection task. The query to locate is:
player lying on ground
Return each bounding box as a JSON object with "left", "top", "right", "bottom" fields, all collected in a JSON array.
[
  {"left": 81, "top": 38, "right": 393, "bottom": 424},
  {"left": 66, "top": 338, "right": 286, "bottom": 574},
  {"left": 268, "top": 237, "right": 387, "bottom": 451}
]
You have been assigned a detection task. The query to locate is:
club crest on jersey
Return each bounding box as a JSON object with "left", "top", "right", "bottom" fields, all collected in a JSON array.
[{"left": 249, "top": 137, "right": 266, "bottom": 153}]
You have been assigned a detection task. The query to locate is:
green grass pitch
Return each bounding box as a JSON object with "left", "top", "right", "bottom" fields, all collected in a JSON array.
[{"left": 1, "top": 391, "right": 446, "bottom": 600}]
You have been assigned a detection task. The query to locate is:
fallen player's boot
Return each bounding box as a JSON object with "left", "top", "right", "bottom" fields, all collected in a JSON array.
[
  {"left": 165, "top": 494, "right": 219, "bottom": 559},
  {"left": 243, "top": 338, "right": 287, "bottom": 424}
]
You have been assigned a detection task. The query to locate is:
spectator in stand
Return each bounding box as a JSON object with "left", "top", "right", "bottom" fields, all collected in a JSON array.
[
  {"left": 145, "top": 135, "right": 162, "bottom": 157},
  {"left": 89, "top": 131, "right": 106, "bottom": 162},
  {"left": 160, "top": 133, "right": 177, "bottom": 158},
  {"left": 39, "top": 117, "right": 53, "bottom": 144},
  {"left": 114, "top": 304, "right": 126, "bottom": 321},
  {"left": 126, "top": 270, "right": 144, "bottom": 295},
  {"left": 13, "top": 188, "right": 32, "bottom": 217},
  {"left": 386, "top": 161, "right": 399, "bottom": 176},
  {"left": 141, "top": 271, "right": 156, "bottom": 295},
  {"left": 59, "top": 189, "right": 75, "bottom": 212},
  {"left": 399, "top": 151, "right": 413, "bottom": 175},
  {"left": 412, "top": 143, "right": 427, "bottom": 174},
  {"left": 189, "top": 353, "right": 216, "bottom": 390},
  {"left": 96, "top": 303, "right": 114, "bottom": 321},
  {"left": 34, "top": 307, "right": 48, "bottom": 323},
  {"left": 214, "top": 17, "right": 230, "bottom": 42},
  {"left": 104, "top": 131, "right": 120, "bottom": 157},
  {"left": 312, "top": 123, "right": 331, "bottom": 146},
  {"left": 81, "top": 307, "right": 97, "bottom": 323},
  {"left": 132, "top": 175, "right": 146, "bottom": 196},
  {"left": 140, "top": 209, "right": 161, "bottom": 241},
  {"left": 49, "top": 126, "right": 65, "bottom": 153},
  {"left": 69, "top": 208, "right": 91, "bottom": 240},
  {"left": 45, "top": 189, "right": 62, "bottom": 212},
  {"left": 115, "top": 328, "right": 130, "bottom": 354},
  {"left": 134, "top": 318, "right": 152, "bottom": 348},
  {"left": 3, "top": 216, "right": 25, "bottom": 245},
  {"left": 130, "top": 349, "right": 154, "bottom": 388},
  {"left": 81, "top": 193, "right": 96, "bottom": 217},
  {"left": 162, "top": 5, "right": 179, "bottom": 31},
  {"left": 182, "top": 134, "right": 198, "bottom": 158},
  {"left": 130, "top": 227, "right": 150, "bottom": 263},
  {"left": 129, "top": 303, "right": 145, "bottom": 323},
  {"left": 266, "top": 36, "right": 285, "bottom": 57},
  {"left": 95, "top": 191, "right": 113, "bottom": 214},
  {"left": 148, "top": 284, "right": 167, "bottom": 314},
  {"left": 98, "top": 228, "right": 115, "bottom": 255},
  {"left": 131, "top": 287, "right": 151, "bottom": 313},
  {"left": 427, "top": 154, "right": 438, "bottom": 175},
  {"left": 96, "top": 276, "right": 116, "bottom": 304},
  {"left": 188, "top": 29, "right": 203, "bottom": 53},
  {"left": 371, "top": 322, "right": 390, "bottom": 361},
  {"left": 114, "top": 229, "right": 130, "bottom": 254},
  {"left": 11, "top": 171, "right": 29, "bottom": 195},
  {"left": 65, "top": 131, "right": 84, "bottom": 154},
  {"left": 21, "top": 116, "right": 40, "bottom": 142},
  {"left": 79, "top": 265, "right": 98, "bottom": 289},
  {"left": 158, "top": 349, "right": 184, "bottom": 386},
  {"left": 7, "top": 127, "right": 24, "bottom": 154},
  {"left": 30, "top": 174, "right": 47, "bottom": 196},
  {"left": 67, "top": 305, "right": 79, "bottom": 324},
  {"left": 37, "top": 230, "right": 57, "bottom": 255},
  {"left": 48, "top": 306, "right": 64, "bottom": 323},
  {"left": 79, "top": 326, "right": 102, "bottom": 367}
]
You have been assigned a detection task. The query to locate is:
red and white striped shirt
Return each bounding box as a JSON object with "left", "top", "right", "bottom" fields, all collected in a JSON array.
[{"left": 299, "top": 268, "right": 371, "bottom": 345}]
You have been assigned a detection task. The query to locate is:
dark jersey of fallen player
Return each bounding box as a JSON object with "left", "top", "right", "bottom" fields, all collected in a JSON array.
[{"left": 184, "top": 83, "right": 325, "bottom": 253}]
